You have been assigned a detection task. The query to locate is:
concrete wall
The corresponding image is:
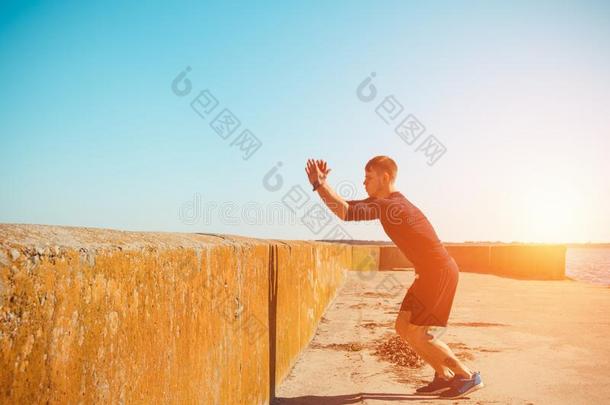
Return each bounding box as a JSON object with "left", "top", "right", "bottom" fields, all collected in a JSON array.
[
  {"left": 351, "top": 245, "right": 380, "bottom": 271},
  {"left": 373, "top": 244, "right": 566, "bottom": 280},
  {"left": 0, "top": 225, "right": 350, "bottom": 405},
  {"left": 445, "top": 245, "right": 492, "bottom": 274},
  {"left": 0, "top": 224, "right": 567, "bottom": 404},
  {"left": 488, "top": 245, "right": 566, "bottom": 280},
  {"left": 378, "top": 246, "right": 412, "bottom": 270}
]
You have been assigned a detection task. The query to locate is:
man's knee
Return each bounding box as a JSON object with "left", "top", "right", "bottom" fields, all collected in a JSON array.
[
  {"left": 395, "top": 311, "right": 431, "bottom": 343},
  {"left": 395, "top": 311, "right": 417, "bottom": 340},
  {"left": 394, "top": 311, "right": 406, "bottom": 336}
]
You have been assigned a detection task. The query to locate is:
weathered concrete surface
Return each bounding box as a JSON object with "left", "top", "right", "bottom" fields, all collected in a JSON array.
[
  {"left": 446, "top": 245, "right": 491, "bottom": 274},
  {"left": 351, "top": 246, "right": 380, "bottom": 271},
  {"left": 378, "top": 246, "right": 412, "bottom": 270},
  {"left": 489, "top": 245, "right": 566, "bottom": 280},
  {"left": 274, "top": 271, "right": 610, "bottom": 404},
  {"left": 0, "top": 224, "right": 350, "bottom": 404},
  {"left": 0, "top": 224, "right": 573, "bottom": 404}
]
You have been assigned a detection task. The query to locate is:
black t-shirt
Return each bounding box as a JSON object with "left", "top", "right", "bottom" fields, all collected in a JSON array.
[{"left": 346, "top": 191, "right": 453, "bottom": 273}]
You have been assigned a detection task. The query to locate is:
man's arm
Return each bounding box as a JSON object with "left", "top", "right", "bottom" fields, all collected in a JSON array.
[
  {"left": 306, "top": 159, "right": 380, "bottom": 221},
  {"left": 305, "top": 159, "right": 349, "bottom": 220},
  {"left": 316, "top": 182, "right": 349, "bottom": 220}
]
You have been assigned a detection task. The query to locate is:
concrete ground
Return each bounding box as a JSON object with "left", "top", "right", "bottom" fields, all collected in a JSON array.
[{"left": 273, "top": 270, "right": 610, "bottom": 404}]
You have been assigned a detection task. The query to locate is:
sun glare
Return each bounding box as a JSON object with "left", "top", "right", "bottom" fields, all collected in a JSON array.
[{"left": 506, "top": 179, "right": 585, "bottom": 243}]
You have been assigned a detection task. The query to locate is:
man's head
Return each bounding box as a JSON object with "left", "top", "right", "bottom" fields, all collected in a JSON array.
[{"left": 363, "top": 155, "right": 398, "bottom": 198}]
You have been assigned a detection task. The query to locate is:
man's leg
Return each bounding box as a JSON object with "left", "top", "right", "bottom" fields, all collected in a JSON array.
[
  {"left": 395, "top": 310, "right": 454, "bottom": 380},
  {"left": 401, "top": 263, "right": 470, "bottom": 378},
  {"left": 408, "top": 326, "right": 472, "bottom": 379}
]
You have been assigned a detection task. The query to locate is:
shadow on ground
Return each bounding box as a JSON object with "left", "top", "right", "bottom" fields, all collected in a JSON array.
[{"left": 272, "top": 392, "right": 470, "bottom": 404}]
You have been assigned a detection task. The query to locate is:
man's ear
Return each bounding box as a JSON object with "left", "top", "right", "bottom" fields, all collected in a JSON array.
[{"left": 383, "top": 172, "right": 391, "bottom": 184}]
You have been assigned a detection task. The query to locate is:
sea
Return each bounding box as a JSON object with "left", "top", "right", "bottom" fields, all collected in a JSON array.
[{"left": 566, "top": 248, "right": 610, "bottom": 286}]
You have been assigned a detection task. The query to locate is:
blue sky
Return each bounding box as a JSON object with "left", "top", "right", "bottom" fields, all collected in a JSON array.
[{"left": 1, "top": 0, "right": 609, "bottom": 242}]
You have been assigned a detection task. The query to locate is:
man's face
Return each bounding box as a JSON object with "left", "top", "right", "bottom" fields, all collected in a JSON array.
[{"left": 363, "top": 168, "right": 385, "bottom": 198}]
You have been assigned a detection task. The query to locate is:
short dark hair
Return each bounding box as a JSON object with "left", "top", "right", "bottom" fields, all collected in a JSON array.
[{"left": 365, "top": 155, "right": 397, "bottom": 182}]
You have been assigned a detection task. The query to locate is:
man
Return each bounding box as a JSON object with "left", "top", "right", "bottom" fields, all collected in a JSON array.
[{"left": 304, "top": 156, "right": 484, "bottom": 399}]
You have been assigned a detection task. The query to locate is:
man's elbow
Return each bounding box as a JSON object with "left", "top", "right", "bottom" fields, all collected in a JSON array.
[
  {"left": 338, "top": 207, "right": 351, "bottom": 221},
  {"left": 328, "top": 201, "right": 349, "bottom": 221},
  {"left": 339, "top": 204, "right": 350, "bottom": 221}
]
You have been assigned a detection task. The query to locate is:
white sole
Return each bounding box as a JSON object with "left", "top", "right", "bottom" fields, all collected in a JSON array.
[{"left": 441, "top": 382, "right": 485, "bottom": 399}]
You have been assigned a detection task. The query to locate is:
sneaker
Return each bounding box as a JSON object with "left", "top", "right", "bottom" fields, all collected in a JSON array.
[
  {"left": 438, "top": 371, "right": 484, "bottom": 399},
  {"left": 414, "top": 373, "right": 454, "bottom": 395}
]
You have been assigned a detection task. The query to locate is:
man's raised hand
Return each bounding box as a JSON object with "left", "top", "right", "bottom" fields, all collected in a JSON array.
[{"left": 305, "top": 158, "right": 332, "bottom": 187}]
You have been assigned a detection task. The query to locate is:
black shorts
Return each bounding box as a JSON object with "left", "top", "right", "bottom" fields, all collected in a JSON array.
[{"left": 399, "top": 258, "right": 459, "bottom": 327}]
